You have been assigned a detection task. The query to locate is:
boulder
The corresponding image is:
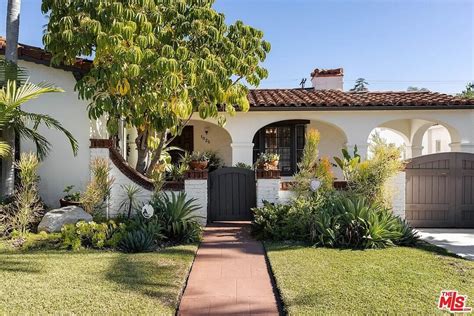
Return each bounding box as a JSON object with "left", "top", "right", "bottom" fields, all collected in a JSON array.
[{"left": 38, "top": 206, "right": 93, "bottom": 233}]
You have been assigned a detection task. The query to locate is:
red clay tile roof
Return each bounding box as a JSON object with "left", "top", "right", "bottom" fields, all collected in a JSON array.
[
  {"left": 310, "top": 68, "right": 344, "bottom": 78},
  {"left": 1, "top": 37, "right": 473, "bottom": 110},
  {"left": 0, "top": 36, "right": 92, "bottom": 74},
  {"left": 247, "top": 88, "right": 474, "bottom": 110}
]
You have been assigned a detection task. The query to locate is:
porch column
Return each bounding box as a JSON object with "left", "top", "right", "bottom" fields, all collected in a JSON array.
[
  {"left": 405, "top": 145, "right": 423, "bottom": 158},
  {"left": 450, "top": 142, "right": 474, "bottom": 153},
  {"left": 231, "top": 142, "right": 254, "bottom": 166}
]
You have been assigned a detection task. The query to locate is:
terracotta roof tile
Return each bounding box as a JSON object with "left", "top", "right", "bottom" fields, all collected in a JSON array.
[
  {"left": 0, "top": 36, "right": 92, "bottom": 74},
  {"left": 2, "top": 37, "right": 472, "bottom": 110},
  {"left": 248, "top": 89, "right": 474, "bottom": 109}
]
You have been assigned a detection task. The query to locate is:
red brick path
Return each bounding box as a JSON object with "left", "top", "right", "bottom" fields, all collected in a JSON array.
[{"left": 178, "top": 222, "right": 279, "bottom": 315}]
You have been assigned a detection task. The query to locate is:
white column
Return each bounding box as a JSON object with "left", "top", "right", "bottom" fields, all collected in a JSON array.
[
  {"left": 184, "top": 179, "right": 208, "bottom": 225},
  {"left": 256, "top": 178, "right": 280, "bottom": 207},
  {"left": 231, "top": 142, "right": 254, "bottom": 166},
  {"left": 405, "top": 145, "right": 423, "bottom": 158},
  {"left": 450, "top": 142, "right": 474, "bottom": 153}
]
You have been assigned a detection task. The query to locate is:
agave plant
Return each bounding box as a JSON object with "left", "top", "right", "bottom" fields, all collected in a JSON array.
[
  {"left": 0, "top": 79, "right": 78, "bottom": 159},
  {"left": 151, "top": 191, "right": 203, "bottom": 243},
  {"left": 118, "top": 230, "right": 155, "bottom": 253}
]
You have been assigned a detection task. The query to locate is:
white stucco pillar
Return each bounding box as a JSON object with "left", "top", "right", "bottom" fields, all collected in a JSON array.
[
  {"left": 406, "top": 145, "right": 423, "bottom": 158},
  {"left": 450, "top": 142, "right": 474, "bottom": 153},
  {"left": 231, "top": 142, "right": 254, "bottom": 166}
]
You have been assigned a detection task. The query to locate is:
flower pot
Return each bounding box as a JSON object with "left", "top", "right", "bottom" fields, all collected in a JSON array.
[
  {"left": 269, "top": 160, "right": 279, "bottom": 168},
  {"left": 189, "top": 160, "right": 208, "bottom": 171},
  {"left": 59, "top": 198, "right": 82, "bottom": 208}
]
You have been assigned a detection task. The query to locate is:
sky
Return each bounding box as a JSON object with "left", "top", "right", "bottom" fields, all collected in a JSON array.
[{"left": 0, "top": 0, "right": 473, "bottom": 93}]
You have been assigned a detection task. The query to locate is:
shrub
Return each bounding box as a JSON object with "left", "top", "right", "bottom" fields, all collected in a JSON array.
[
  {"left": 81, "top": 158, "right": 114, "bottom": 219},
  {"left": 61, "top": 220, "right": 126, "bottom": 250},
  {"left": 118, "top": 230, "right": 155, "bottom": 253},
  {"left": 118, "top": 184, "right": 142, "bottom": 219},
  {"left": 151, "top": 191, "right": 202, "bottom": 243},
  {"left": 252, "top": 193, "right": 419, "bottom": 249},
  {"left": 234, "top": 162, "right": 253, "bottom": 170},
  {"left": 293, "top": 128, "right": 334, "bottom": 197},
  {"left": 338, "top": 134, "right": 404, "bottom": 206},
  {"left": 204, "top": 151, "right": 223, "bottom": 171},
  {"left": 1, "top": 153, "right": 43, "bottom": 237}
]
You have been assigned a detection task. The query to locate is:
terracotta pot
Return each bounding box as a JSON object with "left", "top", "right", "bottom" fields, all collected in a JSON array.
[
  {"left": 59, "top": 199, "right": 82, "bottom": 208},
  {"left": 269, "top": 160, "right": 279, "bottom": 168},
  {"left": 189, "top": 160, "right": 208, "bottom": 171}
]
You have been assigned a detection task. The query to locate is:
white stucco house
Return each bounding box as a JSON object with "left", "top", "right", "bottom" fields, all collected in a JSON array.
[{"left": 1, "top": 38, "right": 474, "bottom": 227}]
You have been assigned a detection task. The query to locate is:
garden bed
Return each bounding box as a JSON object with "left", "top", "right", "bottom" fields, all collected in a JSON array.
[
  {"left": 265, "top": 242, "right": 474, "bottom": 315},
  {"left": 0, "top": 239, "right": 197, "bottom": 314}
]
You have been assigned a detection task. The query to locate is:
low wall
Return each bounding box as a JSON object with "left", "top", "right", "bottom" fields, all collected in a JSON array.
[
  {"left": 90, "top": 139, "right": 207, "bottom": 222},
  {"left": 256, "top": 171, "right": 407, "bottom": 220}
]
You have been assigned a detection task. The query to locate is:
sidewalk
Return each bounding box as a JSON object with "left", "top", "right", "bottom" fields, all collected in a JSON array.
[{"left": 178, "top": 222, "right": 279, "bottom": 315}]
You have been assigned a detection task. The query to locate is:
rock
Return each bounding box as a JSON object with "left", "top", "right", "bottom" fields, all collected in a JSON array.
[{"left": 38, "top": 206, "right": 93, "bottom": 233}]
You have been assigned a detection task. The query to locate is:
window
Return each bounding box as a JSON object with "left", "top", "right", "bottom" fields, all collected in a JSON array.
[{"left": 253, "top": 120, "right": 309, "bottom": 176}]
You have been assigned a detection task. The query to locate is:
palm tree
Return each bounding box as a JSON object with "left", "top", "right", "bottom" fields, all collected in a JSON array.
[
  {"left": 0, "top": 80, "right": 78, "bottom": 160},
  {"left": 5, "top": 0, "right": 21, "bottom": 63}
]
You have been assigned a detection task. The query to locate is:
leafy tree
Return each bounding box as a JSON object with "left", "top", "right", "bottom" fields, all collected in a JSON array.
[
  {"left": 0, "top": 79, "right": 79, "bottom": 159},
  {"left": 458, "top": 82, "right": 474, "bottom": 99},
  {"left": 407, "top": 86, "right": 429, "bottom": 92},
  {"left": 42, "top": 0, "right": 271, "bottom": 176},
  {"left": 350, "top": 78, "right": 369, "bottom": 92}
]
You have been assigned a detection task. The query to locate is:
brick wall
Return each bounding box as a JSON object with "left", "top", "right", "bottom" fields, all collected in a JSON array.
[
  {"left": 184, "top": 179, "right": 208, "bottom": 224},
  {"left": 387, "top": 171, "right": 406, "bottom": 219}
]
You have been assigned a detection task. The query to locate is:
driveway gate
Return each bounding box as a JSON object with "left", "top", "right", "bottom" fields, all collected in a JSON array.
[
  {"left": 208, "top": 167, "right": 256, "bottom": 222},
  {"left": 405, "top": 152, "right": 474, "bottom": 228}
]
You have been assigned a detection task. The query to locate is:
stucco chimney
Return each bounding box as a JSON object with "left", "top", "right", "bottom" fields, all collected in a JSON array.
[{"left": 310, "top": 68, "right": 344, "bottom": 91}]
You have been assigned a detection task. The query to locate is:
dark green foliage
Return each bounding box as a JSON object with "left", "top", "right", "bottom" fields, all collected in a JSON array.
[
  {"left": 118, "top": 230, "right": 155, "bottom": 253},
  {"left": 204, "top": 151, "right": 223, "bottom": 171},
  {"left": 252, "top": 194, "right": 419, "bottom": 249},
  {"left": 151, "top": 192, "right": 202, "bottom": 243}
]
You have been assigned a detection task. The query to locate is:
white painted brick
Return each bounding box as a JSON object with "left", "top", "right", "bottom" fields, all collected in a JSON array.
[
  {"left": 184, "top": 179, "right": 208, "bottom": 225},
  {"left": 387, "top": 171, "right": 406, "bottom": 219}
]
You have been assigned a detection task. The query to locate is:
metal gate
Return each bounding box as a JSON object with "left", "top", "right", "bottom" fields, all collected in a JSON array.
[
  {"left": 405, "top": 152, "right": 474, "bottom": 228},
  {"left": 208, "top": 167, "right": 256, "bottom": 222}
]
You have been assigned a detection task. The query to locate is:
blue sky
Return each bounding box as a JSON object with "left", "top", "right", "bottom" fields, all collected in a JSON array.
[{"left": 1, "top": 0, "right": 472, "bottom": 93}]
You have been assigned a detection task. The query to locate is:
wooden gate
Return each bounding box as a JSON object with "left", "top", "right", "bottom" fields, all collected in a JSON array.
[
  {"left": 208, "top": 167, "right": 256, "bottom": 222},
  {"left": 405, "top": 152, "right": 474, "bottom": 228}
]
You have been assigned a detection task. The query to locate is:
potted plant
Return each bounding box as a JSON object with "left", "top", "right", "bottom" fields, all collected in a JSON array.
[
  {"left": 188, "top": 151, "right": 209, "bottom": 170},
  {"left": 60, "top": 185, "right": 82, "bottom": 207},
  {"left": 256, "top": 152, "right": 280, "bottom": 170}
]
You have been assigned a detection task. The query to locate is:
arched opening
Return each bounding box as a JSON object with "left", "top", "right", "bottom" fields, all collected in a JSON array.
[
  {"left": 368, "top": 128, "right": 409, "bottom": 159},
  {"left": 421, "top": 125, "right": 452, "bottom": 155},
  {"left": 252, "top": 119, "right": 347, "bottom": 176},
  {"left": 125, "top": 120, "right": 233, "bottom": 168}
]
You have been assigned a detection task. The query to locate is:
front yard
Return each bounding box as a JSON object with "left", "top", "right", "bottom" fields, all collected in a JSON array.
[
  {"left": 266, "top": 242, "right": 474, "bottom": 315},
  {"left": 0, "top": 242, "right": 197, "bottom": 314}
]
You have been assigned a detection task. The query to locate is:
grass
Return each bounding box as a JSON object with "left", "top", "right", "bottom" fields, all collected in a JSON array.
[
  {"left": 265, "top": 242, "right": 474, "bottom": 315},
  {"left": 0, "top": 237, "right": 197, "bottom": 315}
]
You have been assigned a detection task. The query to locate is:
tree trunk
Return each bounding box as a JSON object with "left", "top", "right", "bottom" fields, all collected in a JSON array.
[
  {"left": 6, "top": 0, "right": 21, "bottom": 63},
  {"left": 135, "top": 129, "right": 148, "bottom": 174},
  {"left": 145, "top": 132, "right": 166, "bottom": 178}
]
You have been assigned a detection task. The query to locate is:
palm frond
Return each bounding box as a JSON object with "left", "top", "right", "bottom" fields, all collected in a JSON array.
[
  {"left": 0, "top": 60, "right": 29, "bottom": 87},
  {"left": 0, "top": 80, "right": 64, "bottom": 109},
  {"left": 19, "top": 111, "right": 79, "bottom": 156},
  {"left": 0, "top": 140, "right": 11, "bottom": 158}
]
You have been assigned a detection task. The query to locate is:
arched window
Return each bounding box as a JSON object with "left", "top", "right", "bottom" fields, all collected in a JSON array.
[{"left": 252, "top": 120, "right": 309, "bottom": 176}]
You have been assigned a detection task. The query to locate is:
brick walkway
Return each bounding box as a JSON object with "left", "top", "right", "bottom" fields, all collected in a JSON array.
[{"left": 178, "top": 222, "right": 279, "bottom": 315}]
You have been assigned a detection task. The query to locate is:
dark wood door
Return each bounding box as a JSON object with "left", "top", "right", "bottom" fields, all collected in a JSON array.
[
  {"left": 208, "top": 167, "right": 256, "bottom": 221},
  {"left": 405, "top": 153, "right": 474, "bottom": 228}
]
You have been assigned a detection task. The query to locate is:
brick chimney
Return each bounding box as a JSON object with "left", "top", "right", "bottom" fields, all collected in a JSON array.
[{"left": 310, "top": 68, "right": 344, "bottom": 91}]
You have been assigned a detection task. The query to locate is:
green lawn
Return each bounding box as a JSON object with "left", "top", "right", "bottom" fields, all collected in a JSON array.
[
  {"left": 265, "top": 242, "right": 474, "bottom": 315},
  {"left": 0, "top": 241, "right": 197, "bottom": 314}
]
